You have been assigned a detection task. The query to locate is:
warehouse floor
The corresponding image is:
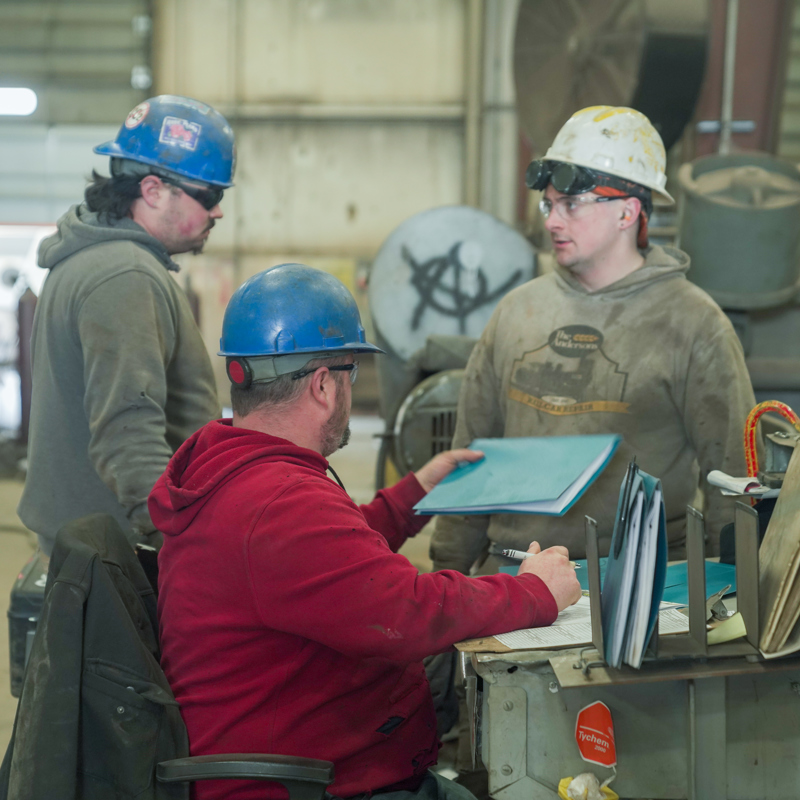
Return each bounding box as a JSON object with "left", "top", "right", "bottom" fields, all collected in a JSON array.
[{"left": 0, "top": 413, "right": 437, "bottom": 756}]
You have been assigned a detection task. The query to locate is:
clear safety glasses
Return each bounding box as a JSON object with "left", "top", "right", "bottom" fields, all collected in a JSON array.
[
  {"left": 291, "top": 362, "right": 359, "bottom": 385},
  {"left": 538, "top": 195, "right": 626, "bottom": 221}
]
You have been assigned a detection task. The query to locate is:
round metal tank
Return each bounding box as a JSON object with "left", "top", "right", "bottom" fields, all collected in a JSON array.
[
  {"left": 677, "top": 153, "right": 800, "bottom": 310},
  {"left": 393, "top": 369, "right": 464, "bottom": 475},
  {"left": 368, "top": 205, "right": 535, "bottom": 363}
]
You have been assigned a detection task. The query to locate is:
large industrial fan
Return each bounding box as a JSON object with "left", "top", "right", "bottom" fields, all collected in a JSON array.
[
  {"left": 514, "top": 0, "right": 709, "bottom": 152},
  {"left": 368, "top": 206, "right": 536, "bottom": 487}
]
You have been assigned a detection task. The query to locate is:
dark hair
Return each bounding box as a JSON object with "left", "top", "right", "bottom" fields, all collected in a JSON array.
[
  {"left": 84, "top": 170, "right": 143, "bottom": 221},
  {"left": 230, "top": 355, "right": 350, "bottom": 418}
]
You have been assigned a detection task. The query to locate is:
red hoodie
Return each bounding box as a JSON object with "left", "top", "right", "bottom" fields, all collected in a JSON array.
[{"left": 150, "top": 419, "right": 557, "bottom": 800}]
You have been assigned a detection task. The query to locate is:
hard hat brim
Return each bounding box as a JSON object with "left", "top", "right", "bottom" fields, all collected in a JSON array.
[
  {"left": 543, "top": 154, "right": 674, "bottom": 205},
  {"left": 93, "top": 140, "right": 235, "bottom": 189},
  {"left": 218, "top": 342, "right": 385, "bottom": 358}
]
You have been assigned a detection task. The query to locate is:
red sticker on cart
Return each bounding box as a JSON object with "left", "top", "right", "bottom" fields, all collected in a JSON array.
[
  {"left": 125, "top": 101, "right": 149, "bottom": 129},
  {"left": 575, "top": 701, "right": 616, "bottom": 767}
]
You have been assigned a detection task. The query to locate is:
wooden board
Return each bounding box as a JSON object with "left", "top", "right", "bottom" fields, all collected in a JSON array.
[
  {"left": 759, "top": 446, "right": 800, "bottom": 652},
  {"left": 454, "top": 636, "right": 513, "bottom": 653}
]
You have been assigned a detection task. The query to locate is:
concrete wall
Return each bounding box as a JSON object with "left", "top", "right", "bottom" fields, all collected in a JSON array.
[{"left": 154, "top": 0, "right": 522, "bottom": 400}]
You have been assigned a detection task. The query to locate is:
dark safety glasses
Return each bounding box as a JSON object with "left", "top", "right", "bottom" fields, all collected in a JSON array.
[
  {"left": 525, "top": 160, "right": 601, "bottom": 195},
  {"left": 160, "top": 176, "right": 224, "bottom": 210},
  {"left": 292, "top": 362, "right": 359, "bottom": 385}
]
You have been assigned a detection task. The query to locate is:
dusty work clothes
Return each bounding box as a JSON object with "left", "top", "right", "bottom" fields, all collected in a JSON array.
[
  {"left": 150, "top": 420, "right": 558, "bottom": 800},
  {"left": 431, "top": 245, "right": 755, "bottom": 573},
  {"left": 18, "top": 204, "right": 219, "bottom": 555}
]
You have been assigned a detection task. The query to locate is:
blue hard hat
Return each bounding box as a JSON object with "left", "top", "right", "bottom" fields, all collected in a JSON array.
[
  {"left": 219, "top": 263, "right": 384, "bottom": 357},
  {"left": 94, "top": 95, "right": 235, "bottom": 187}
]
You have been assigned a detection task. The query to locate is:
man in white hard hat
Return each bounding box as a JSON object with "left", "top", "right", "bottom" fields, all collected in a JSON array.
[
  {"left": 429, "top": 105, "right": 756, "bottom": 797},
  {"left": 432, "top": 105, "right": 755, "bottom": 573}
]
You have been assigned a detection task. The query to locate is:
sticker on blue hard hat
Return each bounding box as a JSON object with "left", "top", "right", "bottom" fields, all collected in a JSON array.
[
  {"left": 125, "top": 101, "right": 150, "bottom": 129},
  {"left": 159, "top": 116, "right": 202, "bottom": 151}
]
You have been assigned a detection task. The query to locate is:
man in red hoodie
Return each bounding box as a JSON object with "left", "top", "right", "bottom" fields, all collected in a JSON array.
[{"left": 150, "top": 263, "right": 581, "bottom": 800}]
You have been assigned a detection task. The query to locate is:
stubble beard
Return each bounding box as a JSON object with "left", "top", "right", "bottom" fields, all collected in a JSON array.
[
  {"left": 320, "top": 389, "right": 351, "bottom": 458},
  {"left": 191, "top": 222, "right": 215, "bottom": 255}
]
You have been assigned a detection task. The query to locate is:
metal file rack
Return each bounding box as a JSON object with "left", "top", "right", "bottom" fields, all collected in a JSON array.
[{"left": 579, "top": 500, "right": 761, "bottom": 674}]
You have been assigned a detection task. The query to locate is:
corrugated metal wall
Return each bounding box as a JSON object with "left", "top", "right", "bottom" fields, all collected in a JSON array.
[
  {"left": 0, "top": 0, "right": 152, "bottom": 223},
  {"left": 0, "top": 0, "right": 152, "bottom": 124},
  {"left": 777, "top": 1, "right": 800, "bottom": 159}
]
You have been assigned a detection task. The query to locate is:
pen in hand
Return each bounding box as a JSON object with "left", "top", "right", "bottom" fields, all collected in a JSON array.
[{"left": 502, "top": 548, "right": 580, "bottom": 568}]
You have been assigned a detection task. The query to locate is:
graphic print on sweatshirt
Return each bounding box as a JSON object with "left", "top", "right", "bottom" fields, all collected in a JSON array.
[{"left": 509, "top": 325, "right": 630, "bottom": 416}]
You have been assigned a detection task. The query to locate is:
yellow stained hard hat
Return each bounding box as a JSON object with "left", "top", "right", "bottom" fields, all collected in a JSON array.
[{"left": 544, "top": 106, "right": 674, "bottom": 204}]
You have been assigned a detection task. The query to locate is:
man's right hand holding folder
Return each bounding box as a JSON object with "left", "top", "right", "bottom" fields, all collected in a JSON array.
[{"left": 518, "top": 540, "right": 582, "bottom": 612}]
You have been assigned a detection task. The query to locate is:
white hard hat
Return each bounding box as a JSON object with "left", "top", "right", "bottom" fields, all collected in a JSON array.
[{"left": 544, "top": 106, "right": 674, "bottom": 204}]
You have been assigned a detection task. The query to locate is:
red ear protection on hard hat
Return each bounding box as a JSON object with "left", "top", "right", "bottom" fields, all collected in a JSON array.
[{"left": 226, "top": 358, "right": 253, "bottom": 389}]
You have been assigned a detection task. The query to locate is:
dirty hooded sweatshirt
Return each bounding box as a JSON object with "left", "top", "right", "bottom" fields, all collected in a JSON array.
[
  {"left": 431, "top": 245, "right": 755, "bottom": 573},
  {"left": 150, "top": 419, "right": 558, "bottom": 800},
  {"left": 17, "top": 204, "right": 219, "bottom": 554}
]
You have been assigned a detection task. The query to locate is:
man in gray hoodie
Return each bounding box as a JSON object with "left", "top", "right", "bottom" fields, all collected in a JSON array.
[
  {"left": 430, "top": 105, "right": 757, "bottom": 798},
  {"left": 18, "top": 95, "right": 234, "bottom": 555},
  {"left": 431, "top": 106, "right": 756, "bottom": 574}
]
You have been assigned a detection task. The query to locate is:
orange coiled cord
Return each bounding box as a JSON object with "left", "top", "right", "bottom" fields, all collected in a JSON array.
[{"left": 744, "top": 400, "right": 800, "bottom": 477}]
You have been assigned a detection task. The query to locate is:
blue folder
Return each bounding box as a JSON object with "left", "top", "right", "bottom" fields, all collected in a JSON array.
[
  {"left": 413, "top": 434, "right": 621, "bottom": 516},
  {"left": 600, "top": 463, "right": 668, "bottom": 668}
]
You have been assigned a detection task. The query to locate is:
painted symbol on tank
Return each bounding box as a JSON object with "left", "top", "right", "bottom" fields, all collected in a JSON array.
[{"left": 403, "top": 241, "right": 522, "bottom": 333}]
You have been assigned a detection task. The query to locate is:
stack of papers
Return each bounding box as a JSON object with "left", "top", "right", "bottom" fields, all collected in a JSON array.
[
  {"left": 413, "top": 435, "right": 621, "bottom": 516},
  {"left": 600, "top": 462, "right": 668, "bottom": 668},
  {"left": 707, "top": 470, "right": 779, "bottom": 498},
  {"left": 494, "top": 596, "right": 689, "bottom": 651}
]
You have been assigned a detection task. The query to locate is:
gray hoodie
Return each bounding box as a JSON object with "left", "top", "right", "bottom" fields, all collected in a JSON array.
[
  {"left": 430, "top": 245, "right": 756, "bottom": 572},
  {"left": 18, "top": 204, "right": 220, "bottom": 553}
]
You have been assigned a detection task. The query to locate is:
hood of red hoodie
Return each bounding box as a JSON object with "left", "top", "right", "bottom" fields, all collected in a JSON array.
[{"left": 148, "top": 419, "right": 329, "bottom": 536}]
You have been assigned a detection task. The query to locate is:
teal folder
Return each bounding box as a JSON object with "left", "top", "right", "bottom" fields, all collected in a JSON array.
[
  {"left": 660, "top": 562, "right": 736, "bottom": 606},
  {"left": 600, "top": 463, "right": 668, "bottom": 669},
  {"left": 413, "top": 434, "right": 621, "bottom": 516}
]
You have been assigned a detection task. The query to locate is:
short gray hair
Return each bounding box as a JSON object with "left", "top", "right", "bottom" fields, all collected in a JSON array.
[{"left": 230, "top": 354, "right": 351, "bottom": 418}]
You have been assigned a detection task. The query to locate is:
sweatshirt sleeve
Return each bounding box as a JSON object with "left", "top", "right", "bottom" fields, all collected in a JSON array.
[
  {"left": 680, "top": 313, "right": 755, "bottom": 553},
  {"left": 429, "top": 310, "right": 506, "bottom": 573},
  {"left": 246, "top": 478, "right": 558, "bottom": 662},
  {"left": 359, "top": 472, "right": 429, "bottom": 552},
  {"left": 78, "top": 269, "right": 177, "bottom": 535}
]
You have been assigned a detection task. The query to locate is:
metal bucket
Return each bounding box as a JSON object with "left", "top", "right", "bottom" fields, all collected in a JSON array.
[{"left": 677, "top": 153, "right": 800, "bottom": 310}]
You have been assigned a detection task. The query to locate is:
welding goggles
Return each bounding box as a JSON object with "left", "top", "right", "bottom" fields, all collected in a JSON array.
[
  {"left": 527, "top": 160, "right": 605, "bottom": 195},
  {"left": 525, "top": 159, "right": 652, "bottom": 216}
]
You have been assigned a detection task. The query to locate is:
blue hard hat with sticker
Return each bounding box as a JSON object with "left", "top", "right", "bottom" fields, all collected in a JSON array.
[
  {"left": 219, "top": 263, "right": 384, "bottom": 358},
  {"left": 94, "top": 95, "right": 236, "bottom": 187}
]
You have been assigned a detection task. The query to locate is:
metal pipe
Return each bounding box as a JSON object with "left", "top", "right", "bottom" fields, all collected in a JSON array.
[
  {"left": 688, "top": 680, "right": 697, "bottom": 799},
  {"left": 215, "top": 103, "right": 465, "bottom": 123},
  {"left": 719, "top": 0, "right": 739, "bottom": 155},
  {"left": 464, "top": 0, "right": 485, "bottom": 206}
]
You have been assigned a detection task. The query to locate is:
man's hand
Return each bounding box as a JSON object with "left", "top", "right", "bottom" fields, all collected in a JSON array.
[
  {"left": 414, "top": 448, "right": 485, "bottom": 493},
  {"left": 518, "top": 541, "right": 581, "bottom": 612}
]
